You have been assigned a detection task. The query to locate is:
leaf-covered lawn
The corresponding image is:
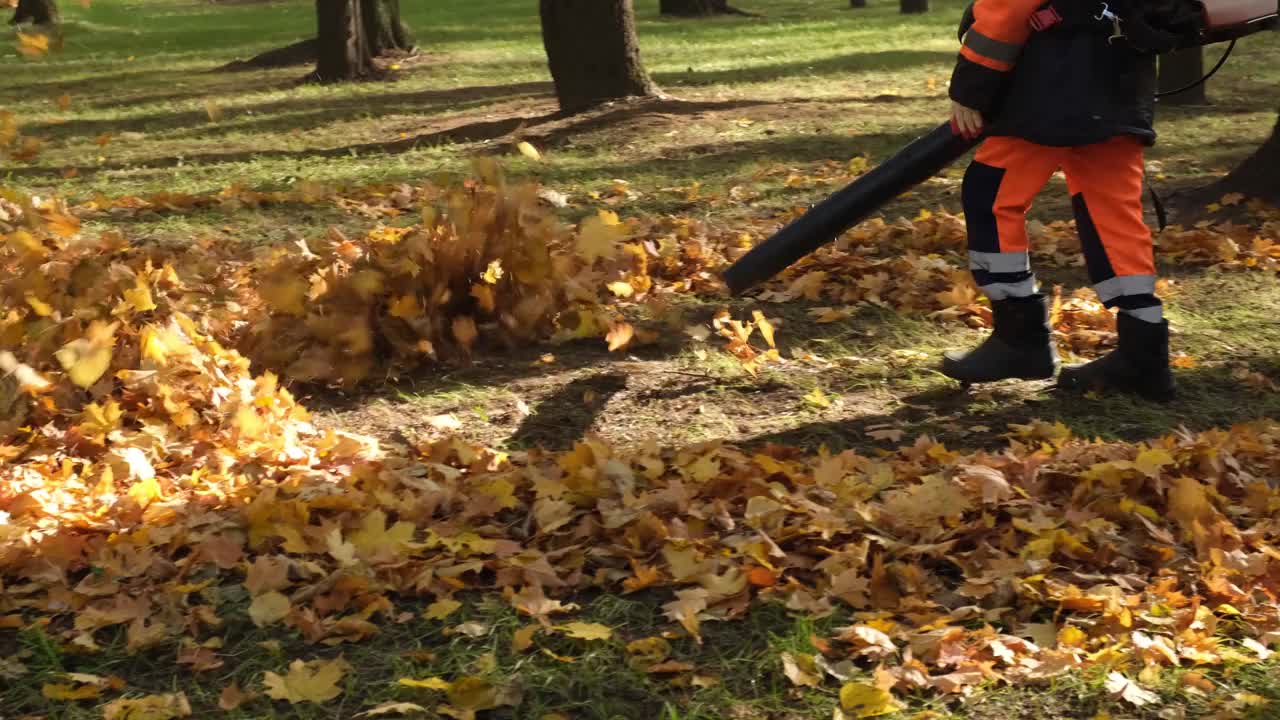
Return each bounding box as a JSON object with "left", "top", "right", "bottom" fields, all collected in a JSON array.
[{"left": 5, "top": 1, "right": 1280, "bottom": 719}]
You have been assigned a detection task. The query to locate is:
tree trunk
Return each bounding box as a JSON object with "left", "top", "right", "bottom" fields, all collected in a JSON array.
[
  {"left": 11, "top": 0, "right": 59, "bottom": 25},
  {"left": 1218, "top": 111, "right": 1280, "bottom": 204},
  {"left": 1158, "top": 48, "right": 1207, "bottom": 105},
  {"left": 539, "top": 0, "right": 659, "bottom": 114},
  {"left": 850, "top": 0, "right": 867, "bottom": 7},
  {"left": 361, "top": 0, "right": 413, "bottom": 56},
  {"left": 900, "top": 0, "right": 929, "bottom": 13},
  {"left": 659, "top": 0, "right": 742, "bottom": 15},
  {"left": 314, "top": 0, "right": 375, "bottom": 82}
]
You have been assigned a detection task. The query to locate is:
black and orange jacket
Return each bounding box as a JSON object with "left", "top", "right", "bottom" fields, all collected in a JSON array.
[{"left": 950, "top": 0, "right": 1158, "bottom": 147}]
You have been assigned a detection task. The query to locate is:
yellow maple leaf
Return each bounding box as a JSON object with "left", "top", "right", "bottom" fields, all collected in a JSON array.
[
  {"left": 123, "top": 278, "right": 157, "bottom": 313},
  {"left": 516, "top": 141, "right": 542, "bottom": 161},
  {"left": 79, "top": 400, "right": 123, "bottom": 442},
  {"left": 396, "top": 677, "right": 451, "bottom": 690},
  {"left": 16, "top": 32, "right": 50, "bottom": 58},
  {"left": 839, "top": 682, "right": 899, "bottom": 718},
  {"left": 350, "top": 509, "right": 415, "bottom": 557},
  {"left": 42, "top": 682, "right": 102, "bottom": 701},
  {"left": 424, "top": 598, "right": 462, "bottom": 621},
  {"left": 54, "top": 321, "right": 117, "bottom": 389},
  {"left": 262, "top": 658, "right": 349, "bottom": 704},
  {"left": 577, "top": 210, "right": 626, "bottom": 263},
  {"left": 555, "top": 622, "right": 613, "bottom": 641},
  {"left": 1133, "top": 447, "right": 1174, "bottom": 478}
]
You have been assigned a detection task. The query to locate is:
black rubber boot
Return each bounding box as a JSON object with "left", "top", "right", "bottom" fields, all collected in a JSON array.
[
  {"left": 1058, "top": 313, "right": 1176, "bottom": 402},
  {"left": 942, "top": 294, "right": 1058, "bottom": 384}
]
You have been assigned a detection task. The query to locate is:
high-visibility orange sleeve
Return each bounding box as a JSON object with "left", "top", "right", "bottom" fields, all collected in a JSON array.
[{"left": 950, "top": 0, "right": 1043, "bottom": 114}]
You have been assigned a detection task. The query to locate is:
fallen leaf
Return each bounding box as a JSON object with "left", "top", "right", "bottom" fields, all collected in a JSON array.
[
  {"left": 262, "top": 658, "right": 349, "bottom": 704},
  {"left": 55, "top": 320, "right": 118, "bottom": 388},
  {"left": 781, "top": 651, "right": 821, "bottom": 687},
  {"left": 839, "top": 682, "right": 899, "bottom": 718},
  {"left": 516, "top": 141, "right": 542, "bottom": 161},
  {"left": 555, "top": 622, "right": 613, "bottom": 641},
  {"left": 218, "top": 683, "right": 257, "bottom": 711},
  {"left": 102, "top": 693, "right": 191, "bottom": 720},
  {"left": 397, "top": 677, "right": 451, "bottom": 690},
  {"left": 248, "top": 591, "right": 291, "bottom": 627},
  {"left": 357, "top": 701, "right": 430, "bottom": 717},
  {"left": 1106, "top": 671, "right": 1159, "bottom": 707}
]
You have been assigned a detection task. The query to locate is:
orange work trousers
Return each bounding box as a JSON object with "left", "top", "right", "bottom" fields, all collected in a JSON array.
[{"left": 961, "top": 135, "right": 1161, "bottom": 321}]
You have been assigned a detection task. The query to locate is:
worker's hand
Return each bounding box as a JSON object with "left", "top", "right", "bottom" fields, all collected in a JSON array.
[{"left": 951, "top": 101, "right": 984, "bottom": 140}]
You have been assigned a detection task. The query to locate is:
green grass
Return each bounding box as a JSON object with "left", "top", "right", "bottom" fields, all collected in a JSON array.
[
  {"left": 10, "top": 593, "right": 1280, "bottom": 719},
  {"left": 7, "top": 0, "right": 1277, "bottom": 207},
  {"left": 5, "top": 2, "right": 1280, "bottom": 718}
]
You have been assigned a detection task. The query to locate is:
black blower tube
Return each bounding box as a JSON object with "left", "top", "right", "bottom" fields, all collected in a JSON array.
[{"left": 723, "top": 121, "right": 979, "bottom": 296}]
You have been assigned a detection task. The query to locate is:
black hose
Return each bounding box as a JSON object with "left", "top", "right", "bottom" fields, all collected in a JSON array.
[{"left": 1156, "top": 39, "right": 1236, "bottom": 98}]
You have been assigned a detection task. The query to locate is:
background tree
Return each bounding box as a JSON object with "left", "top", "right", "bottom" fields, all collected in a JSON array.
[
  {"left": 1158, "top": 48, "right": 1207, "bottom": 105},
  {"left": 900, "top": 0, "right": 928, "bottom": 14},
  {"left": 361, "top": 0, "right": 413, "bottom": 56},
  {"left": 1216, "top": 110, "right": 1280, "bottom": 203},
  {"left": 229, "top": 0, "right": 411, "bottom": 72},
  {"left": 314, "top": 0, "right": 375, "bottom": 81},
  {"left": 659, "top": 0, "right": 750, "bottom": 16},
  {"left": 850, "top": 0, "right": 867, "bottom": 8},
  {"left": 540, "top": 0, "right": 659, "bottom": 113},
  {"left": 11, "top": 0, "right": 59, "bottom": 26}
]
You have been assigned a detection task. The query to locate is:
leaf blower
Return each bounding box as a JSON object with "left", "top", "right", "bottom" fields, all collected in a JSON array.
[{"left": 722, "top": 0, "right": 1279, "bottom": 296}]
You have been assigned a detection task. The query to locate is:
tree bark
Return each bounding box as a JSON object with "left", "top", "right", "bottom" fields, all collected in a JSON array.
[
  {"left": 11, "top": 0, "right": 59, "bottom": 25},
  {"left": 361, "top": 0, "right": 413, "bottom": 56},
  {"left": 659, "top": 0, "right": 745, "bottom": 16},
  {"left": 900, "top": 0, "right": 929, "bottom": 13},
  {"left": 539, "top": 0, "right": 659, "bottom": 114},
  {"left": 1158, "top": 48, "right": 1207, "bottom": 105},
  {"left": 314, "top": 0, "right": 375, "bottom": 82},
  {"left": 1218, "top": 111, "right": 1280, "bottom": 204}
]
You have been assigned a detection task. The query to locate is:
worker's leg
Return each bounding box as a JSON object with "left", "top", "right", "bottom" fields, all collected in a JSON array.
[
  {"left": 1057, "top": 137, "right": 1176, "bottom": 401},
  {"left": 961, "top": 136, "right": 1062, "bottom": 299},
  {"left": 943, "top": 137, "right": 1063, "bottom": 384}
]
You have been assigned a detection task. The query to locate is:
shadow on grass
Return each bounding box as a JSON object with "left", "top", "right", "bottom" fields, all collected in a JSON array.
[
  {"left": 509, "top": 372, "right": 630, "bottom": 449},
  {"left": 744, "top": 359, "right": 1280, "bottom": 453},
  {"left": 655, "top": 49, "right": 957, "bottom": 87},
  {"left": 12, "top": 97, "right": 785, "bottom": 183}
]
